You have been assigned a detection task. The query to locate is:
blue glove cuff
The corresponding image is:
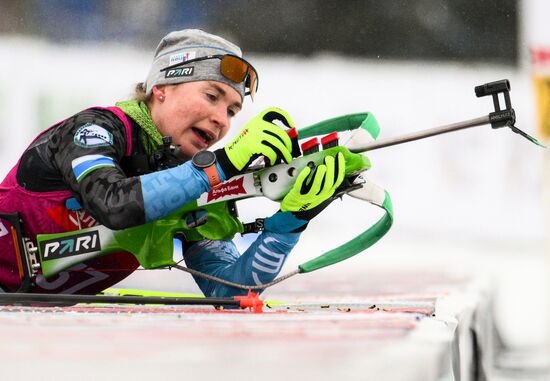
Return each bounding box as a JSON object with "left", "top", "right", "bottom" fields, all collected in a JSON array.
[{"left": 264, "top": 211, "right": 308, "bottom": 234}]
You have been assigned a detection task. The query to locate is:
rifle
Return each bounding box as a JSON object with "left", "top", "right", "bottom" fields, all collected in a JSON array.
[{"left": 10, "top": 79, "right": 544, "bottom": 292}]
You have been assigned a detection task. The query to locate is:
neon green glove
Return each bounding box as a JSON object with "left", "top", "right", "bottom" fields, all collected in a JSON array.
[
  {"left": 281, "top": 152, "right": 345, "bottom": 215},
  {"left": 215, "top": 107, "right": 294, "bottom": 179}
]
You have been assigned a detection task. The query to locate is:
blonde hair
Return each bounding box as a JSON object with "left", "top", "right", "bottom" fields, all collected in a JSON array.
[{"left": 133, "top": 82, "right": 152, "bottom": 103}]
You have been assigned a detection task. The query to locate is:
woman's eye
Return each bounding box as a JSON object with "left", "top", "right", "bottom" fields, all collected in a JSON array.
[
  {"left": 228, "top": 108, "right": 236, "bottom": 117},
  {"left": 206, "top": 93, "right": 218, "bottom": 101}
]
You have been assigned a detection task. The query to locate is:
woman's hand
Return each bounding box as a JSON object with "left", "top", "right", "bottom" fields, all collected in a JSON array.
[
  {"left": 215, "top": 107, "right": 294, "bottom": 179},
  {"left": 281, "top": 152, "right": 345, "bottom": 217},
  {"left": 262, "top": 152, "right": 346, "bottom": 234}
]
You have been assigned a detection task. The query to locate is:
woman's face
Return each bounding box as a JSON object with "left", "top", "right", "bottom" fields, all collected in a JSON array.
[{"left": 150, "top": 81, "right": 242, "bottom": 157}]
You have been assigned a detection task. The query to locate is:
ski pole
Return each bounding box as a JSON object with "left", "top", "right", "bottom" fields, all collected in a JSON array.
[{"left": 0, "top": 291, "right": 264, "bottom": 312}]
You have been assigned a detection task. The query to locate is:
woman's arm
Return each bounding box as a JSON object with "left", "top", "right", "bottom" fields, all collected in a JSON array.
[{"left": 53, "top": 109, "right": 214, "bottom": 229}]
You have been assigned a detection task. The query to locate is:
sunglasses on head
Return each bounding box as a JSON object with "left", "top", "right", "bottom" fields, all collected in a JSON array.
[{"left": 160, "top": 54, "right": 259, "bottom": 100}]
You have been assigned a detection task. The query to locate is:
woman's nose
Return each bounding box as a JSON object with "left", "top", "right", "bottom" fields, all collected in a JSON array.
[{"left": 211, "top": 106, "right": 229, "bottom": 131}]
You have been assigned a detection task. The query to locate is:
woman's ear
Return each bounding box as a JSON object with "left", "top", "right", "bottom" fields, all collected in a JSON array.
[{"left": 152, "top": 85, "right": 166, "bottom": 102}]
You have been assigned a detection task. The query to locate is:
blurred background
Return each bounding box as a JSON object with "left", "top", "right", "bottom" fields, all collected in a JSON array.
[{"left": 0, "top": 0, "right": 548, "bottom": 364}]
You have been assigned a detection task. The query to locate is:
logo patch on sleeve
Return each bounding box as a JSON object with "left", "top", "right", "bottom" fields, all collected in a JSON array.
[{"left": 74, "top": 123, "right": 114, "bottom": 148}]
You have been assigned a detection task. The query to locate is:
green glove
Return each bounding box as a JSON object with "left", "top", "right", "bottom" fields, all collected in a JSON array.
[
  {"left": 281, "top": 152, "right": 345, "bottom": 217},
  {"left": 215, "top": 107, "right": 294, "bottom": 179}
]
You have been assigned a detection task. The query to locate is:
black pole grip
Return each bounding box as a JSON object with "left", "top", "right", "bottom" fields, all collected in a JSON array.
[{"left": 475, "top": 79, "right": 511, "bottom": 97}]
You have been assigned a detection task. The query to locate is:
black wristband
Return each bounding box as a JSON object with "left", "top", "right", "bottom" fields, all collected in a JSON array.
[
  {"left": 291, "top": 198, "right": 333, "bottom": 222},
  {"left": 214, "top": 148, "right": 239, "bottom": 180}
]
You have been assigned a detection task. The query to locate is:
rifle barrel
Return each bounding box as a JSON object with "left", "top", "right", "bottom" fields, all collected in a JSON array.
[{"left": 350, "top": 115, "right": 490, "bottom": 153}]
